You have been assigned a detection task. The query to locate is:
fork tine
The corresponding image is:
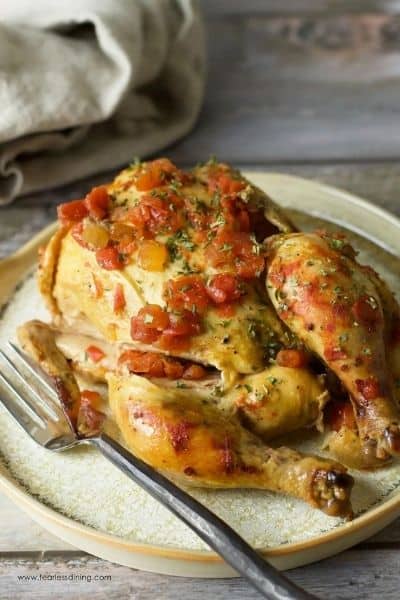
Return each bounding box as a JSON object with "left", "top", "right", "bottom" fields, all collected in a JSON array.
[
  {"left": 0, "top": 368, "right": 45, "bottom": 427},
  {"left": 0, "top": 350, "right": 61, "bottom": 423},
  {"left": 8, "top": 342, "right": 58, "bottom": 400}
]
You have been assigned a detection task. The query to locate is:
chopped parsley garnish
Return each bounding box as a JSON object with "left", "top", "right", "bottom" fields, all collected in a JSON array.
[
  {"left": 178, "top": 260, "right": 195, "bottom": 275},
  {"left": 329, "top": 238, "right": 345, "bottom": 250}
]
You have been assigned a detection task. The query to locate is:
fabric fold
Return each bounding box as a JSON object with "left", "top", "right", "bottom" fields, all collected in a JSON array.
[{"left": 0, "top": 0, "right": 205, "bottom": 204}]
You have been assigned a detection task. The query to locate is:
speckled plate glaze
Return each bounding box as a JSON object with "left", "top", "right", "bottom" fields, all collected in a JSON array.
[{"left": 0, "top": 172, "right": 399, "bottom": 578}]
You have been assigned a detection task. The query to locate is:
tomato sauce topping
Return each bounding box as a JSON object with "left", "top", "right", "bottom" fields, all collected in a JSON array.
[
  {"left": 158, "top": 311, "right": 202, "bottom": 351},
  {"left": 95, "top": 247, "right": 124, "bottom": 270},
  {"left": 85, "top": 186, "right": 110, "bottom": 220},
  {"left": 206, "top": 229, "right": 265, "bottom": 280},
  {"left": 57, "top": 199, "right": 88, "bottom": 226},
  {"left": 79, "top": 390, "right": 105, "bottom": 432},
  {"left": 86, "top": 345, "right": 105, "bottom": 363},
  {"left": 118, "top": 349, "right": 208, "bottom": 380},
  {"left": 120, "top": 192, "right": 184, "bottom": 238},
  {"left": 276, "top": 348, "right": 309, "bottom": 369},
  {"left": 130, "top": 305, "right": 170, "bottom": 344},
  {"left": 135, "top": 158, "right": 178, "bottom": 191},
  {"left": 113, "top": 283, "right": 126, "bottom": 313},
  {"left": 208, "top": 171, "right": 246, "bottom": 195},
  {"left": 164, "top": 275, "right": 209, "bottom": 314},
  {"left": 206, "top": 273, "right": 244, "bottom": 304}
]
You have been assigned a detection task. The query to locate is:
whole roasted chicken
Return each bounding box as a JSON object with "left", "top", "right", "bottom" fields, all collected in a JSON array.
[{"left": 18, "top": 158, "right": 400, "bottom": 519}]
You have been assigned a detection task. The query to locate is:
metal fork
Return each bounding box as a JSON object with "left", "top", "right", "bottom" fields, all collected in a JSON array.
[{"left": 0, "top": 343, "right": 317, "bottom": 600}]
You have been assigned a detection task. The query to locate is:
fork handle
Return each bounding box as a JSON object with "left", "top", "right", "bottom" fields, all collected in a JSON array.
[{"left": 93, "top": 433, "right": 317, "bottom": 600}]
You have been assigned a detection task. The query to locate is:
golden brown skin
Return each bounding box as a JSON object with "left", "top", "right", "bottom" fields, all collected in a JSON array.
[
  {"left": 108, "top": 373, "right": 353, "bottom": 518},
  {"left": 266, "top": 231, "right": 400, "bottom": 460},
  {"left": 16, "top": 320, "right": 352, "bottom": 517},
  {"left": 224, "top": 366, "right": 328, "bottom": 440},
  {"left": 22, "top": 159, "right": 374, "bottom": 517},
  {"left": 17, "top": 320, "right": 82, "bottom": 430},
  {"left": 17, "top": 320, "right": 106, "bottom": 437}
]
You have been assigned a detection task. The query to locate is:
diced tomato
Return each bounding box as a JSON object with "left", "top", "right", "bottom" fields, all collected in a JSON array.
[
  {"left": 208, "top": 172, "right": 246, "bottom": 195},
  {"left": 80, "top": 390, "right": 102, "bottom": 409},
  {"left": 86, "top": 345, "right": 105, "bottom": 363},
  {"left": 113, "top": 283, "right": 126, "bottom": 313},
  {"left": 158, "top": 310, "right": 202, "bottom": 351},
  {"left": 326, "top": 401, "right": 356, "bottom": 432},
  {"left": 118, "top": 350, "right": 204, "bottom": 380},
  {"left": 95, "top": 246, "right": 124, "bottom": 270},
  {"left": 125, "top": 194, "right": 183, "bottom": 237},
  {"left": 71, "top": 222, "right": 88, "bottom": 249},
  {"left": 184, "top": 198, "right": 210, "bottom": 230},
  {"left": 352, "top": 295, "right": 381, "bottom": 329},
  {"left": 136, "top": 170, "right": 162, "bottom": 191},
  {"left": 276, "top": 348, "right": 309, "bottom": 368},
  {"left": 130, "top": 305, "right": 169, "bottom": 344},
  {"left": 135, "top": 158, "right": 177, "bottom": 191},
  {"left": 164, "top": 275, "right": 209, "bottom": 314},
  {"left": 163, "top": 358, "right": 185, "bottom": 379},
  {"left": 85, "top": 186, "right": 110, "bottom": 220},
  {"left": 206, "top": 229, "right": 265, "bottom": 280},
  {"left": 163, "top": 310, "right": 202, "bottom": 337},
  {"left": 79, "top": 390, "right": 105, "bottom": 432},
  {"left": 57, "top": 199, "right": 88, "bottom": 226},
  {"left": 220, "top": 196, "right": 250, "bottom": 232},
  {"left": 355, "top": 377, "right": 381, "bottom": 400},
  {"left": 183, "top": 364, "right": 207, "bottom": 380},
  {"left": 324, "top": 346, "right": 348, "bottom": 362},
  {"left": 206, "top": 273, "right": 244, "bottom": 304},
  {"left": 119, "top": 350, "right": 166, "bottom": 377}
]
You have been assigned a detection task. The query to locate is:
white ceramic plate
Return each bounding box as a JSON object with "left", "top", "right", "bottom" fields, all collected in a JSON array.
[{"left": 0, "top": 172, "right": 399, "bottom": 577}]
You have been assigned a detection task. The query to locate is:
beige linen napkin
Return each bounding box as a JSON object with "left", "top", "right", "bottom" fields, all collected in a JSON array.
[{"left": 0, "top": 0, "right": 205, "bottom": 204}]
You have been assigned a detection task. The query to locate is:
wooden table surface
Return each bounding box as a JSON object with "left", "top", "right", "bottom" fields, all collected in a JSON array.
[{"left": 1, "top": 2, "right": 400, "bottom": 598}]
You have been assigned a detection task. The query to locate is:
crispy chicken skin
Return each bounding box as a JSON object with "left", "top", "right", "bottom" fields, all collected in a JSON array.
[
  {"left": 266, "top": 231, "right": 400, "bottom": 460},
  {"left": 18, "top": 157, "right": 400, "bottom": 518},
  {"left": 108, "top": 373, "right": 353, "bottom": 518}
]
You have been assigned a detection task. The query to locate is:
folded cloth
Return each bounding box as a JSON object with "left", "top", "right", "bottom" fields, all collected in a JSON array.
[{"left": 0, "top": 0, "right": 205, "bottom": 204}]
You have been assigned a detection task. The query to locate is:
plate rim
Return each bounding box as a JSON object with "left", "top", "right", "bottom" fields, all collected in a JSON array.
[{"left": 1, "top": 171, "right": 400, "bottom": 565}]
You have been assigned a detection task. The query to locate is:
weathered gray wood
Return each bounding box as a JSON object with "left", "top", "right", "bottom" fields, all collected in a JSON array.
[
  {"left": 0, "top": 548, "right": 399, "bottom": 599},
  {"left": 203, "top": 1, "right": 400, "bottom": 16},
  {"left": 170, "top": 11, "right": 400, "bottom": 163},
  {"left": 0, "top": 495, "right": 75, "bottom": 552}
]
